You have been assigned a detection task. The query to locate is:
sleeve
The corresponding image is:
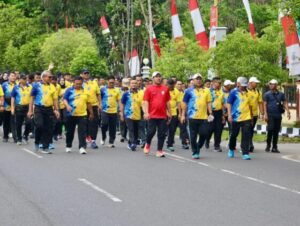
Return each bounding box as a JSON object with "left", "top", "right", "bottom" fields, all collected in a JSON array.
[
  {"left": 258, "top": 91, "right": 263, "bottom": 103},
  {"left": 0, "top": 86, "right": 3, "bottom": 96},
  {"left": 30, "top": 84, "right": 37, "bottom": 97},
  {"left": 143, "top": 87, "right": 150, "bottom": 101},
  {"left": 53, "top": 87, "right": 58, "bottom": 100},
  {"left": 183, "top": 90, "right": 190, "bottom": 104},
  {"left": 63, "top": 88, "right": 70, "bottom": 101},
  {"left": 100, "top": 87, "right": 104, "bottom": 98},
  {"left": 227, "top": 90, "right": 235, "bottom": 105},
  {"left": 117, "top": 89, "right": 121, "bottom": 101},
  {"left": 207, "top": 89, "right": 212, "bottom": 103},
  {"left": 281, "top": 93, "right": 286, "bottom": 102},
  {"left": 263, "top": 92, "right": 268, "bottom": 102},
  {"left": 121, "top": 92, "right": 127, "bottom": 104},
  {"left": 10, "top": 87, "right": 16, "bottom": 98},
  {"left": 95, "top": 83, "right": 100, "bottom": 95}
]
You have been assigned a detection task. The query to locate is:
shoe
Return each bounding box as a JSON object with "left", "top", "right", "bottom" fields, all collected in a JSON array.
[
  {"left": 79, "top": 148, "right": 87, "bottom": 154},
  {"left": 49, "top": 143, "right": 55, "bottom": 150},
  {"left": 91, "top": 141, "right": 98, "bottom": 149},
  {"left": 120, "top": 137, "right": 125, "bottom": 142},
  {"left": 271, "top": 148, "right": 280, "bottom": 153},
  {"left": 57, "top": 135, "right": 63, "bottom": 139},
  {"left": 3, "top": 138, "right": 8, "bottom": 143},
  {"left": 39, "top": 144, "right": 43, "bottom": 149},
  {"left": 140, "top": 142, "right": 146, "bottom": 149},
  {"left": 127, "top": 144, "right": 131, "bottom": 150},
  {"left": 8, "top": 133, "right": 12, "bottom": 138},
  {"left": 23, "top": 137, "right": 28, "bottom": 144},
  {"left": 192, "top": 153, "right": 200, "bottom": 159},
  {"left": 156, "top": 150, "right": 165, "bottom": 158},
  {"left": 228, "top": 149, "right": 235, "bottom": 158},
  {"left": 40, "top": 149, "right": 52, "bottom": 154},
  {"left": 53, "top": 136, "right": 58, "bottom": 141},
  {"left": 167, "top": 146, "right": 175, "bottom": 152},
  {"left": 205, "top": 142, "right": 209, "bottom": 149},
  {"left": 249, "top": 146, "right": 254, "bottom": 153},
  {"left": 107, "top": 143, "right": 115, "bottom": 148},
  {"left": 182, "top": 144, "right": 189, "bottom": 150},
  {"left": 144, "top": 144, "right": 150, "bottom": 154},
  {"left": 213, "top": 147, "right": 222, "bottom": 152},
  {"left": 101, "top": 140, "right": 105, "bottom": 145},
  {"left": 17, "top": 141, "right": 22, "bottom": 145},
  {"left": 265, "top": 146, "right": 271, "bottom": 152},
  {"left": 86, "top": 136, "right": 92, "bottom": 143},
  {"left": 242, "top": 154, "right": 251, "bottom": 160},
  {"left": 131, "top": 144, "right": 137, "bottom": 151},
  {"left": 66, "top": 147, "right": 72, "bottom": 153}
]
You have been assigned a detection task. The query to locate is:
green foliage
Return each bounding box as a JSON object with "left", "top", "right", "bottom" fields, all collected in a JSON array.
[
  {"left": 40, "top": 28, "right": 101, "bottom": 73},
  {"left": 70, "top": 47, "right": 109, "bottom": 76},
  {"left": 3, "top": 41, "right": 19, "bottom": 70},
  {"left": 153, "top": 38, "right": 211, "bottom": 81}
]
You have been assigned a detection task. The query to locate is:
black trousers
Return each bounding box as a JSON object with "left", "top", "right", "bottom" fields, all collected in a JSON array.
[
  {"left": 179, "top": 120, "right": 189, "bottom": 145},
  {"left": 125, "top": 118, "right": 139, "bottom": 145},
  {"left": 101, "top": 112, "right": 117, "bottom": 144},
  {"left": 34, "top": 106, "right": 55, "bottom": 149},
  {"left": 189, "top": 119, "right": 209, "bottom": 155},
  {"left": 249, "top": 116, "right": 258, "bottom": 149},
  {"left": 225, "top": 116, "right": 232, "bottom": 137},
  {"left": 206, "top": 110, "right": 224, "bottom": 148},
  {"left": 167, "top": 116, "right": 179, "bottom": 147},
  {"left": 15, "top": 105, "right": 31, "bottom": 142},
  {"left": 66, "top": 116, "right": 87, "bottom": 149},
  {"left": 146, "top": 118, "right": 167, "bottom": 151},
  {"left": 3, "top": 110, "right": 17, "bottom": 141},
  {"left": 267, "top": 116, "right": 282, "bottom": 149},
  {"left": 120, "top": 119, "right": 127, "bottom": 139},
  {"left": 138, "top": 119, "right": 147, "bottom": 143},
  {"left": 87, "top": 106, "right": 99, "bottom": 140},
  {"left": 54, "top": 109, "right": 67, "bottom": 137},
  {"left": 229, "top": 120, "right": 251, "bottom": 155}
]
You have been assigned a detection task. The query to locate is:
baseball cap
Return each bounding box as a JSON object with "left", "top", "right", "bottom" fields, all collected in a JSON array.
[
  {"left": 249, "top": 77, "right": 260, "bottom": 83},
  {"left": 237, "top": 77, "right": 248, "bottom": 87},
  {"left": 152, "top": 71, "right": 161, "bottom": 78},
  {"left": 192, "top": 73, "right": 203, "bottom": 79},
  {"left": 269, "top": 79, "right": 278, "bottom": 84},
  {"left": 224, "top": 79, "right": 235, "bottom": 86}
]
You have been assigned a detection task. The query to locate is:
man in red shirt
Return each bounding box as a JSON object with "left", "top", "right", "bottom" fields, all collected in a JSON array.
[{"left": 143, "top": 72, "right": 171, "bottom": 157}]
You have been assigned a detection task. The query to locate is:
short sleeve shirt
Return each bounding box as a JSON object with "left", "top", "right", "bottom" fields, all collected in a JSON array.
[
  {"left": 169, "top": 88, "right": 180, "bottom": 116},
  {"left": 31, "top": 83, "right": 58, "bottom": 107},
  {"left": 64, "top": 87, "right": 91, "bottom": 116},
  {"left": 101, "top": 87, "right": 121, "bottom": 114},
  {"left": 210, "top": 87, "right": 224, "bottom": 111},
  {"left": 227, "top": 88, "right": 251, "bottom": 122},
  {"left": 121, "top": 90, "right": 143, "bottom": 120},
  {"left": 263, "top": 91, "right": 285, "bottom": 118},
  {"left": 83, "top": 80, "right": 100, "bottom": 106},
  {"left": 11, "top": 84, "right": 32, "bottom": 106},
  {"left": 2, "top": 82, "right": 16, "bottom": 111},
  {"left": 248, "top": 88, "right": 263, "bottom": 116}
]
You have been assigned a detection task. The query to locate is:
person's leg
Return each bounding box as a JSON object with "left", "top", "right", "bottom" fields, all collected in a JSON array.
[
  {"left": 198, "top": 120, "right": 209, "bottom": 154},
  {"left": 146, "top": 119, "right": 157, "bottom": 146},
  {"left": 272, "top": 117, "right": 282, "bottom": 150},
  {"left": 89, "top": 106, "right": 99, "bottom": 141},
  {"left": 188, "top": 119, "right": 199, "bottom": 155},
  {"left": 42, "top": 109, "right": 55, "bottom": 149},
  {"left": 3, "top": 111, "right": 11, "bottom": 139},
  {"left": 125, "top": 118, "right": 134, "bottom": 145},
  {"left": 228, "top": 122, "right": 240, "bottom": 151},
  {"left": 24, "top": 115, "right": 31, "bottom": 140},
  {"left": 77, "top": 116, "right": 88, "bottom": 149},
  {"left": 133, "top": 120, "right": 139, "bottom": 146},
  {"left": 205, "top": 121, "right": 214, "bottom": 148},
  {"left": 138, "top": 119, "right": 146, "bottom": 144},
  {"left": 120, "top": 120, "right": 127, "bottom": 141},
  {"left": 249, "top": 116, "right": 258, "bottom": 151},
  {"left": 10, "top": 111, "right": 17, "bottom": 142},
  {"left": 157, "top": 119, "right": 167, "bottom": 151},
  {"left": 34, "top": 107, "right": 43, "bottom": 146},
  {"left": 65, "top": 116, "right": 76, "bottom": 148},
  {"left": 213, "top": 110, "right": 223, "bottom": 150},
  {"left": 101, "top": 112, "right": 109, "bottom": 142},
  {"left": 179, "top": 120, "right": 189, "bottom": 146},
  {"left": 108, "top": 113, "right": 117, "bottom": 144},
  {"left": 167, "top": 116, "right": 178, "bottom": 148},
  {"left": 15, "top": 111, "right": 24, "bottom": 142},
  {"left": 266, "top": 116, "right": 275, "bottom": 149},
  {"left": 241, "top": 120, "right": 251, "bottom": 155}
]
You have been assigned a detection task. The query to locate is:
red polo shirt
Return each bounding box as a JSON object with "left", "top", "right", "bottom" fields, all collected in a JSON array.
[{"left": 143, "top": 84, "right": 170, "bottom": 119}]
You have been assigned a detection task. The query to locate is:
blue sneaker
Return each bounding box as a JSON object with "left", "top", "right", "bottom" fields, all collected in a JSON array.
[
  {"left": 39, "top": 144, "right": 43, "bottom": 149},
  {"left": 228, "top": 149, "right": 235, "bottom": 158},
  {"left": 242, "top": 154, "right": 251, "bottom": 160},
  {"left": 91, "top": 141, "right": 98, "bottom": 149},
  {"left": 131, "top": 144, "right": 137, "bottom": 151},
  {"left": 192, "top": 153, "right": 200, "bottom": 159},
  {"left": 49, "top": 143, "right": 55, "bottom": 150}
]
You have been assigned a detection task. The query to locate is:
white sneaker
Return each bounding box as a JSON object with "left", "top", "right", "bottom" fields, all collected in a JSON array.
[
  {"left": 107, "top": 143, "right": 115, "bottom": 148},
  {"left": 79, "top": 148, "right": 87, "bottom": 154},
  {"left": 17, "top": 141, "right": 22, "bottom": 145},
  {"left": 66, "top": 147, "right": 72, "bottom": 153},
  {"left": 101, "top": 140, "right": 105, "bottom": 145}
]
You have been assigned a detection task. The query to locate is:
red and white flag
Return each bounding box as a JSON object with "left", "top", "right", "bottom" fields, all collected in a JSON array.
[
  {"left": 100, "top": 16, "right": 110, "bottom": 35},
  {"left": 282, "top": 16, "right": 300, "bottom": 76},
  {"left": 242, "top": 0, "right": 255, "bottom": 38},
  {"left": 210, "top": 5, "right": 218, "bottom": 29},
  {"left": 189, "top": 0, "right": 209, "bottom": 50},
  {"left": 171, "top": 0, "right": 183, "bottom": 40},
  {"left": 152, "top": 33, "right": 161, "bottom": 57},
  {"left": 129, "top": 49, "right": 141, "bottom": 77}
]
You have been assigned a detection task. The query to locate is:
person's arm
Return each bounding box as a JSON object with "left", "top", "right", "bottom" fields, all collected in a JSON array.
[
  {"left": 87, "top": 103, "right": 94, "bottom": 120},
  {"left": 11, "top": 97, "right": 15, "bottom": 115},
  {"left": 284, "top": 100, "right": 291, "bottom": 120},
  {"left": 97, "top": 94, "right": 102, "bottom": 111},
  {"left": 27, "top": 96, "right": 34, "bottom": 118},
  {"left": 207, "top": 102, "right": 212, "bottom": 115},
  {"left": 63, "top": 99, "right": 72, "bottom": 113},
  {"left": 0, "top": 96, "right": 4, "bottom": 112},
  {"left": 226, "top": 103, "right": 232, "bottom": 123},
  {"left": 53, "top": 98, "right": 60, "bottom": 119},
  {"left": 166, "top": 101, "right": 172, "bottom": 119},
  {"left": 120, "top": 102, "right": 124, "bottom": 122},
  {"left": 142, "top": 100, "right": 149, "bottom": 120}
]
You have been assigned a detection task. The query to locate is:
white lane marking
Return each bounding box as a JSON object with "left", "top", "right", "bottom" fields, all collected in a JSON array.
[
  {"left": 78, "top": 178, "right": 122, "bottom": 203},
  {"left": 22, "top": 148, "right": 43, "bottom": 159},
  {"left": 167, "top": 156, "right": 185, "bottom": 163},
  {"left": 165, "top": 153, "right": 199, "bottom": 164},
  {"left": 282, "top": 155, "right": 300, "bottom": 163}
]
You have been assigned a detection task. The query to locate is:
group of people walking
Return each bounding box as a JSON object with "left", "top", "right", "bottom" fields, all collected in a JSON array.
[{"left": 0, "top": 69, "right": 291, "bottom": 160}]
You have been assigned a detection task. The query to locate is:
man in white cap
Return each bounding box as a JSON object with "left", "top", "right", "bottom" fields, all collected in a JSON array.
[
  {"left": 181, "top": 73, "right": 213, "bottom": 159},
  {"left": 222, "top": 80, "right": 235, "bottom": 135},
  {"left": 263, "top": 79, "right": 290, "bottom": 153},
  {"left": 143, "top": 72, "right": 171, "bottom": 157},
  {"left": 248, "top": 76, "right": 264, "bottom": 152},
  {"left": 227, "top": 77, "right": 252, "bottom": 160}
]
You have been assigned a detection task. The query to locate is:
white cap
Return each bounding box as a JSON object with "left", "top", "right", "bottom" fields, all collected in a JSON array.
[
  {"left": 122, "top": 78, "right": 130, "bottom": 88},
  {"left": 269, "top": 79, "right": 278, "bottom": 84},
  {"left": 224, "top": 79, "right": 235, "bottom": 86},
  {"left": 237, "top": 77, "right": 248, "bottom": 87},
  {"left": 249, "top": 77, "right": 260, "bottom": 83},
  {"left": 152, "top": 71, "right": 161, "bottom": 78},
  {"left": 192, "top": 73, "right": 203, "bottom": 79}
]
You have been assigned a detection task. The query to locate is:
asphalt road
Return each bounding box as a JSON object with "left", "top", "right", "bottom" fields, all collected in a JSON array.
[{"left": 0, "top": 130, "right": 300, "bottom": 226}]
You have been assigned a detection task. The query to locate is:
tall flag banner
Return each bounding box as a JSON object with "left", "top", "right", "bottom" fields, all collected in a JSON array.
[
  {"left": 152, "top": 33, "right": 161, "bottom": 57},
  {"left": 100, "top": 16, "right": 110, "bottom": 35},
  {"left": 281, "top": 16, "right": 300, "bottom": 76},
  {"left": 210, "top": 5, "right": 218, "bottom": 28},
  {"left": 129, "top": 49, "right": 141, "bottom": 77},
  {"left": 242, "top": 0, "right": 255, "bottom": 38},
  {"left": 189, "top": 0, "right": 209, "bottom": 50},
  {"left": 171, "top": 0, "right": 183, "bottom": 40}
]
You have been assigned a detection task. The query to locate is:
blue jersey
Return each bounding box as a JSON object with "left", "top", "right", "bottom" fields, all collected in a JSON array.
[
  {"left": 227, "top": 88, "right": 251, "bottom": 122},
  {"left": 2, "top": 81, "right": 16, "bottom": 110}
]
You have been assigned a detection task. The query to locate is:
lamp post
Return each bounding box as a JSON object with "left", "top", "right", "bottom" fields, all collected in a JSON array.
[{"left": 141, "top": 58, "right": 150, "bottom": 79}]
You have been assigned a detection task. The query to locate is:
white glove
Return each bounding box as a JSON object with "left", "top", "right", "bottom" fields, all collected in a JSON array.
[{"left": 208, "top": 114, "right": 214, "bottom": 122}]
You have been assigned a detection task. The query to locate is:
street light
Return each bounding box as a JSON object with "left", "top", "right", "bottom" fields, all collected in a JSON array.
[{"left": 142, "top": 58, "right": 150, "bottom": 79}]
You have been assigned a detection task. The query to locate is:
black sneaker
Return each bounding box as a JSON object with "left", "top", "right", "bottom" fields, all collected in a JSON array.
[
  {"left": 249, "top": 146, "right": 254, "bottom": 153},
  {"left": 3, "top": 138, "right": 8, "bottom": 143},
  {"left": 120, "top": 137, "right": 125, "bottom": 142},
  {"left": 205, "top": 142, "right": 209, "bottom": 149},
  {"left": 265, "top": 146, "right": 271, "bottom": 152},
  {"left": 214, "top": 147, "right": 222, "bottom": 152},
  {"left": 182, "top": 144, "right": 189, "bottom": 150},
  {"left": 271, "top": 148, "right": 280, "bottom": 153},
  {"left": 140, "top": 142, "right": 145, "bottom": 148}
]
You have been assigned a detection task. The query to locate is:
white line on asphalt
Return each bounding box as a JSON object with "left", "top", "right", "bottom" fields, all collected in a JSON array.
[
  {"left": 167, "top": 157, "right": 185, "bottom": 163},
  {"left": 282, "top": 155, "right": 300, "bottom": 163},
  {"left": 22, "top": 148, "right": 43, "bottom": 159},
  {"left": 78, "top": 178, "right": 122, "bottom": 203}
]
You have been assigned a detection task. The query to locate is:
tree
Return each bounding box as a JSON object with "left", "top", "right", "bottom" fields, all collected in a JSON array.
[{"left": 3, "top": 41, "right": 19, "bottom": 71}]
